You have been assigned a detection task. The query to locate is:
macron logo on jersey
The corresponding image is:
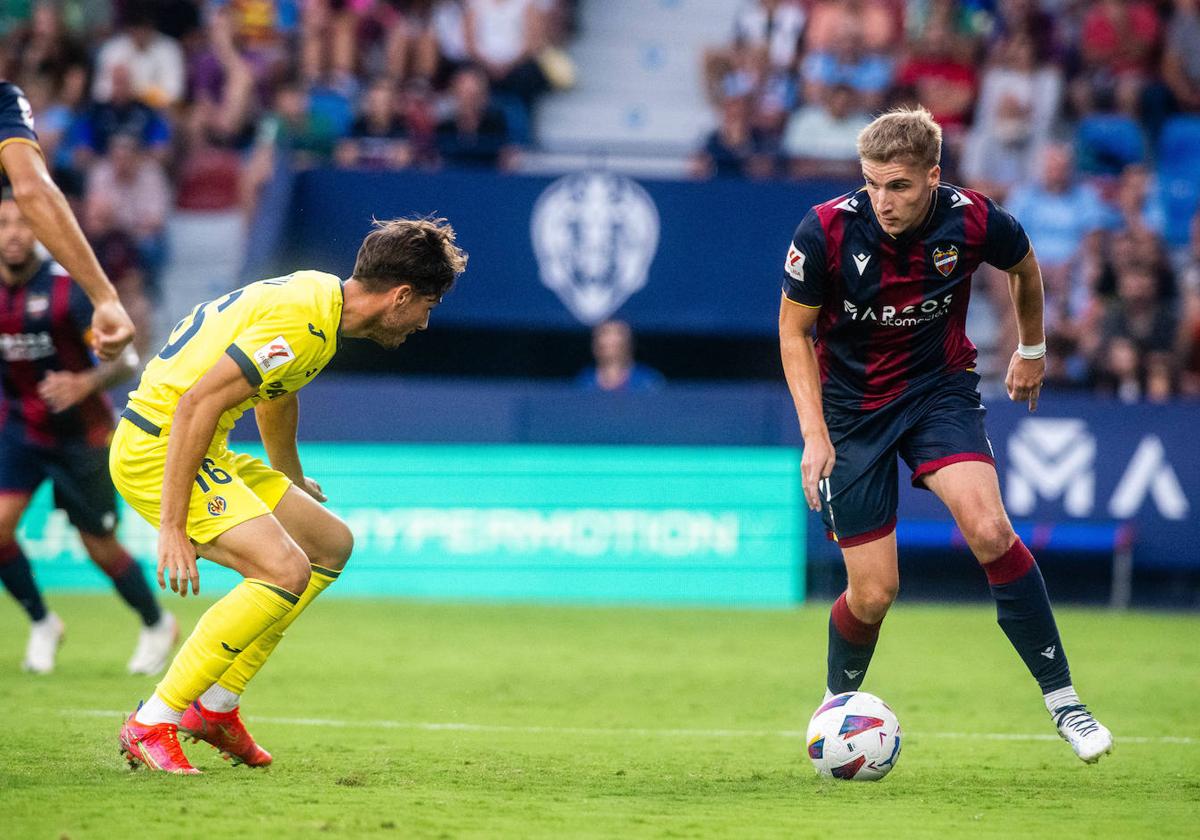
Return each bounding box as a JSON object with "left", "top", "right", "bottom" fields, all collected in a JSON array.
[
  {"left": 785, "top": 243, "right": 806, "bottom": 282},
  {"left": 253, "top": 336, "right": 295, "bottom": 373}
]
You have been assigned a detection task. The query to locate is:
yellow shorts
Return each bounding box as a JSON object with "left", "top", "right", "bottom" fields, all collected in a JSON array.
[{"left": 109, "top": 414, "right": 293, "bottom": 545}]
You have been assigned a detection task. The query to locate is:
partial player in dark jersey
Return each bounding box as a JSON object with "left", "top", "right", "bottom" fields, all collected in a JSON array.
[
  {"left": 0, "top": 79, "right": 134, "bottom": 359},
  {"left": 778, "top": 107, "right": 1112, "bottom": 763},
  {"left": 0, "top": 196, "right": 176, "bottom": 674}
]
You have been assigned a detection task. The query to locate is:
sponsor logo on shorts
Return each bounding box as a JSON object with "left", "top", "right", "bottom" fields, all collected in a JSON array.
[{"left": 207, "top": 496, "right": 227, "bottom": 516}]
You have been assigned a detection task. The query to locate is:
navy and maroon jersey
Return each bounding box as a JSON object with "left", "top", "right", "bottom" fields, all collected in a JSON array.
[
  {"left": 782, "top": 183, "right": 1030, "bottom": 411},
  {"left": 0, "top": 261, "right": 112, "bottom": 448},
  {"left": 0, "top": 80, "right": 39, "bottom": 158}
]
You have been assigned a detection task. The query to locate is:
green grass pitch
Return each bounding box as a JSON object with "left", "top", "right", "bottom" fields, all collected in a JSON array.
[{"left": 1, "top": 594, "right": 1196, "bottom": 838}]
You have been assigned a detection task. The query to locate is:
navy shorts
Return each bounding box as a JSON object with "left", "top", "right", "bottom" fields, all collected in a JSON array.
[
  {"left": 0, "top": 426, "right": 118, "bottom": 536},
  {"left": 818, "top": 371, "right": 995, "bottom": 548}
]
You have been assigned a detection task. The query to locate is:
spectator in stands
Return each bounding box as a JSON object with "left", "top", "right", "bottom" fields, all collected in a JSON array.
[
  {"left": 1080, "top": 0, "right": 1162, "bottom": 83},
  {"left": 800, "top": 17, "right": 894, "bottom": 114},
  {"left": 92, "top": 3, "right": 186, "bottom": 109},
  {"left": 1144, "top": 0, "right": 1200, "bottom": 139},
  {"left": 187, "top": 8, "right": 258, "bottom": 149},
  {"left": 961, "top": 34, "right": 1062, "bottom": 196},
  {"left": 68, "top": 63, "right": 171, "bottom": 168},
  {"left": 897, "top": 15, "right": 978, "bottom": 135},
  {"left": 463, "top": 0, "right": 550, "bottom": 109},
  {"left": 1003, "top": 144, "right": 1110, "bottom": 370},
  {"left": 86, "top": 201, "right": 154, "bottom": 359},
  {"left": 805, "top": 0, "right": 899, "bottom": 55},
  {"left": 781, "top": 83, "right": 870, "bottom": 179},
  {"left": 5, "top": 2, "right": 90, "bottom": 109},
  {"left": 255, "top": 78, "right": 343, "bottom": 167},
  {"left": 1094, "top": 265, "right": 1179, "bottom": 400},
  {"left": 1111, "top": 163, "right": 1166, "bottom": 238},
  {"left": 84, "top": 132, "right": 171, "bottom": 300},
  {"left": 421, "top": 0, "right": 473, "bottom": 87},
  {"left": 1178, "top": 211, "right": 1200, "bottom": 396},
  {"left": 336, "top": 78, "right": 412, "bottom": 169},
  {"left": 689, "top": 94, "right": 774, "bottom": 180},
  {"left": 1005, "top": 144, "right": 1109, "bottom": 284},
  {"left": 703, "top": 0, "right": 807, "bottom": 105},
  {"left": 435, "top": 65, "right": 517, "bottom": 170},
  {"left": 576, "top": 320, "right": 664, "bottom": 392}
]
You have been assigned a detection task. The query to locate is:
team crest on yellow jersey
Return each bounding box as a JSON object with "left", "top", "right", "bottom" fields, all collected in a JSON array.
[
  {"left": 207, "top": 496, "right": 227, "bottom": 516},
  {"left": 932, "top": 245, "right": 959, "bottom": 277}
]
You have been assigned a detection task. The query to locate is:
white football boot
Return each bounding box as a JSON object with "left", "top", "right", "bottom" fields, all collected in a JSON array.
[
  {"left": 22, "top": 612, "right": 65, "bottom": 674},
  {"left": 1052, "top": 703, "right": 1113, "bottom": 763},
  {"left": 127, "top": 612, "right": 179, "bottom": 675}
]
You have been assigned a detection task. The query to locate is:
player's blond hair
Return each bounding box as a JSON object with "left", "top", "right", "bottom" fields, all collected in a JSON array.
[
  {"left": 857, "top": 106, "right": 942, "bottom": 170},
  {"left": 354, "top": 216, "right": 468, "bottom": 297}
]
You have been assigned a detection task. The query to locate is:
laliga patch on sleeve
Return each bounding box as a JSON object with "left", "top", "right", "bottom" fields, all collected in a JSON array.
[
  {"left": 785, "top": 244, "right": 805, "bottom": 282},
  {"left": 253, "top": 336, "right": 295, "bottom": 373}
]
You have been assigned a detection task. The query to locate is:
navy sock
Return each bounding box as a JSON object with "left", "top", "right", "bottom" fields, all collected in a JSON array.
[
  {"left": 0, "top": 541, "right": 48, "bottom": 622},
  {"left": 826, "top": 592, "right": 882, "bottom": 694},
  {"left": 985, "top": 539, "right": 1072, "bottom": 693},
  {"left": 104, "top": 553, "right": 161, "bottom": 627}
]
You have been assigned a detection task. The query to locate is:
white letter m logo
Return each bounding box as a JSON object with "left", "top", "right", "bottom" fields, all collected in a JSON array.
[{"left": 1006, "top": 419, "right": 1095, "bottom": 517}]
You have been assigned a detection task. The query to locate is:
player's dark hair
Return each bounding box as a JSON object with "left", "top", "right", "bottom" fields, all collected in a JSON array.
[{"left": 352, "top": 216, "right": 468, "bottom": 298}]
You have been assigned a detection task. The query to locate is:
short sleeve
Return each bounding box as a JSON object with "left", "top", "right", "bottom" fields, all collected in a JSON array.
[
  {"left": 982, "top": 196, "right": 1032, "bottom": 271},
  {"left": 0, "top": 82, "right": 39, "bottom": 148},
  {"left": 781, "top": 209, "right": 828, "bottom": 308},
  {"left": 223, "top": 290, "right": 311, "bottom": 389}
]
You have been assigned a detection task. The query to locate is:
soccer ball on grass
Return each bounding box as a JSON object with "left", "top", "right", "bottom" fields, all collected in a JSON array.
[{"left": 806, "top": 691, "right": 902, "bottom": 781}]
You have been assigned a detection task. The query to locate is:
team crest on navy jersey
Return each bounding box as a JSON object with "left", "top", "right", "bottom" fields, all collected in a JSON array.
[
  {"left": 26, "top": 294, "right": 49, "bottom": 317},
  {"left": 932, "top": 245, "right": 959, "bottom": 277}
]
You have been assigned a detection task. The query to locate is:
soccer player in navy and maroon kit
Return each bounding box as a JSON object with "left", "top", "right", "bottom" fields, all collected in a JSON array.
[
  {"left": 0, "top": 196, "right": 176, "bottom": 674},
  {"left": 779, "top": 107, "right": 1113, "bottom": 763},
  {"left": 0, "top": 79, "right": 134, "bottom": 358}
]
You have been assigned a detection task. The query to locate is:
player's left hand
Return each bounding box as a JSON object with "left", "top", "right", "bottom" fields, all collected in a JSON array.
[
  {"left": 90, "top": 298, "right": 136, "bottom": 361},
  {"left": 1005, "top": 352, "right": 1045, "bottom": 412},
  {"left": 38, "top": 370, "right": 92, "bottom": 412},
  {"left": 300, "top": 476, "right": 327, "bottom": 503}
]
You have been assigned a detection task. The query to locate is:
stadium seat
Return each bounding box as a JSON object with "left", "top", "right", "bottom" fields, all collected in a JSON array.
[
  {"left": 1157, "top": 116, "right": 1200, "bottom": 246},
  {"left": 1075, "top": 115, "right": 1146, "bottom": 175}
]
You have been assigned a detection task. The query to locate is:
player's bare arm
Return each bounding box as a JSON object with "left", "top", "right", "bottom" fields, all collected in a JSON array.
[
  {"left": 255, "top": 393, "right": 326, "bottom": 503},
  {"left": 0, "top": 141, "right": 134, "bottom": 360},
  {"left": 38, "top": 345, "right": 139, "bottom": 413},
  {"left": 159, "top": 354, "right": 258, "bottom": 597},
  {"left": 1003, "top": 246, "right": 1047, "bottom": 412},
  {"left": 779, "top": 293, "right": 834, "bottom": 512}
]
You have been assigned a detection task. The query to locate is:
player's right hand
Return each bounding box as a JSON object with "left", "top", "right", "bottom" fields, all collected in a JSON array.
[
  {"left": 90, "top": 298, "right": 136, "bottom": 361},
  {"left": 801, "top": 433, "right": 836, "bottom": 512},
  {"left": 158, "top": 526, "right": 200, "bottom": 597}
]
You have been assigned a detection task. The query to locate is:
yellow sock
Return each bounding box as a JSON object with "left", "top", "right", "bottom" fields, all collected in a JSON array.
[
  {"left": 216, "top": 564, "right": 340, "bottom": 696},
  {"left": 155, "top": 579, "right": 298, "bottom": 711}
]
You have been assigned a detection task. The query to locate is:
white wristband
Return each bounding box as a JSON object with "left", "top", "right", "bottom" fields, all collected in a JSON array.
[{"left": 1017, "top": 341, "right": 1046, "bottom": 360}]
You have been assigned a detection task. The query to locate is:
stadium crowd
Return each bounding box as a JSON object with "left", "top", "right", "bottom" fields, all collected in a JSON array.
[
  {"left": 0, "top": 1, "right": 1196, "bottom": 401},
  {"left": 698, "top": 0, "right": 1200, "bottom": 400},
  {"left": 0, "top": 0, "right": 574, "bottom": 357}
]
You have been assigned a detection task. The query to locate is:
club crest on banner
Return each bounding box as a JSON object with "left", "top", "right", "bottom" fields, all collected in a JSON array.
[
  {"left": 530, "top": 171, "right": 660, "bottom": 325},
  {"left": 932, "top": 244, "right": 958, "bottom": 277}
]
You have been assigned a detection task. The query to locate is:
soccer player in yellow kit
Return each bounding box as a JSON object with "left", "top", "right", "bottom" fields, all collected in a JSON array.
[{"left": 114, "top": 219, "right": 467, "bottom": 774}]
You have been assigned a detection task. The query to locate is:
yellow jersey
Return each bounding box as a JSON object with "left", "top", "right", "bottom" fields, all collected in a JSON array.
[{"left": 126, "top": 270, "right": 343, "bottom": 439}]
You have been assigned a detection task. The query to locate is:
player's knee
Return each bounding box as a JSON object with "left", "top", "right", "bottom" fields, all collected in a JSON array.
[
  {"left": 965, "top": 516, "right": 1016, "bottom": 562},
  {"left": 850, "top": 581, "right": 898, "bottom": 623},
  {"left": 265, "top": 543, "right": 311, "bottom": 596},
  {"left": 316, "top": 520, "right": 354, "bottom": 572}
]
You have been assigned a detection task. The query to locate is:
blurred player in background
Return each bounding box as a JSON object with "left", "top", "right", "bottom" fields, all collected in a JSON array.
[
  {"left": 0, "top": 79, "right": 135, "bottom": 359},
  {"left": 779, "top": 107, "right": 1113, "bottom": 763},
  {"left": 114, "top": 218, "right": 467, "bottom": 774},
  {"left": 0, "top": 197, "right": 176, "bottom": 675}
]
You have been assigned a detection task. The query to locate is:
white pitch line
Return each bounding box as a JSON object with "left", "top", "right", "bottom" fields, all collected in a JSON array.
[{"left": 63, "top": 709, "right": 1196, "bottom": 746}]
